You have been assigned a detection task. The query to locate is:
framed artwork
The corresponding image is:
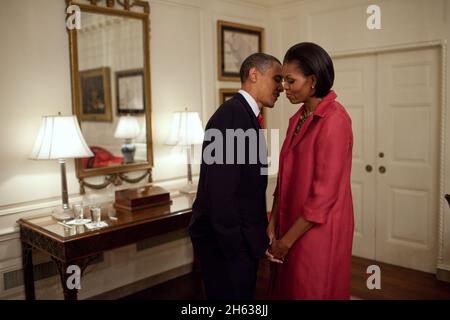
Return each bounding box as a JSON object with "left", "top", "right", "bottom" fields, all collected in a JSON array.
[
  {"left": 116, "top": 69, "right": 145, "bottom": 115},
  {"left": 79, "top": 67, "right": 112, "bottom": 122},
  {"left": 217, "top": 20, "right": 265, "bottom": 81},
  {"left": 219, "top": 88, "right": 239, "bottom": 105}
]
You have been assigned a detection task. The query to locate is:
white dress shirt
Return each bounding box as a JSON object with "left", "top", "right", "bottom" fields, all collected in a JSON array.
[{"left": 238, "top": 89, "right": 261, "bottom": 117}]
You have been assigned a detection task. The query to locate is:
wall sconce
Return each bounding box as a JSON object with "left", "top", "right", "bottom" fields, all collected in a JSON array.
[{"left": 30, "top": 114, "right": 93, "bottom": 221}]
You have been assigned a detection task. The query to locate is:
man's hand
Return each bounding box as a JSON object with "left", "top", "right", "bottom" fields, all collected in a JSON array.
[{"left": 266, "top": 223, "right": 276, "bottom": 245}]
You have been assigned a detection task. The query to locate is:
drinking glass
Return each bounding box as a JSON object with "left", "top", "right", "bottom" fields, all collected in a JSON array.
[
  {"left": 72, "top": 203, "right": 84, "bottom": 223},
  {"left": 91, "top": 207, "right": 102, "bottom": 227}
]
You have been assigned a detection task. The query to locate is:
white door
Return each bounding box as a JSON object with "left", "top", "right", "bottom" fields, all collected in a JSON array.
[
  {"left": 333, "top": 47, "right": 439, "bottom": 273},
  {"left": 333, "top": 55, "right": 377, "bottom": 260},
  {"left": 376, "top": 47, "right": 439, "bottom": 273}
]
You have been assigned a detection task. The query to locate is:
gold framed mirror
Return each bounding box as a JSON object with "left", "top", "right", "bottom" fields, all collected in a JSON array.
[{"left": 66, "top": 0, "right": 153, "bottom": 194}]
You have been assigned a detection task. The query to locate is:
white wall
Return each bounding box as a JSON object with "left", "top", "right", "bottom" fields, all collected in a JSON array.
[{"left": 151, "top": 0, "right": 269, "bottom": 181}]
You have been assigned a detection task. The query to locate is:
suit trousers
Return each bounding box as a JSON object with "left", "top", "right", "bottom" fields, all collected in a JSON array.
[{"left": 191, "top": 236, "right": 259, "bottom": 300}]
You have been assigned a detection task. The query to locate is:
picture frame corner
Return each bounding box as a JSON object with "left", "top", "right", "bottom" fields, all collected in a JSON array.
[{"left": 217, "top": 20, "right": 265, "bottom": 81}]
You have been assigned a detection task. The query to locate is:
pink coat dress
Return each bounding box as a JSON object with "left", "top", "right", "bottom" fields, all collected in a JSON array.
[{"left": 271, "top": 90, "right": 354, "bottom": 300}]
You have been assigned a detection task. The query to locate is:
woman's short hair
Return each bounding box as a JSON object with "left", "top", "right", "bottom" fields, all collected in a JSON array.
[{"left": 283, "top": 42, "right": 334, "bottom": 98}]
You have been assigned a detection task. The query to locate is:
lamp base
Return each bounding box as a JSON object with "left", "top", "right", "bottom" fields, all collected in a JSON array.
[
  {"left": 52, "top": 208, "right": 73, "bottom": 221},
  {"left": 121, "top": 142, "right": 136, "bottom": 164},
  {"left": 179, "top": 183, "right": 197, "bottom": 195}
]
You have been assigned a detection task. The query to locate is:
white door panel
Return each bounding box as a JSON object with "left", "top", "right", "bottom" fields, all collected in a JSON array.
[
  {"left": 333, "top": 47, "right": 439, "bottom": 273},
  {"left": 333, "top": 55, "right": 376, "bottom": 260},
  {"left": 376, "top": 48, "right": 439, "bottom": 273}
]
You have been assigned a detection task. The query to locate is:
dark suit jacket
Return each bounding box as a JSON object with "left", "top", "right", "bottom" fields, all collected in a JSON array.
[{"left": 189, "top": 93, "right": 269, "bottom": 259}]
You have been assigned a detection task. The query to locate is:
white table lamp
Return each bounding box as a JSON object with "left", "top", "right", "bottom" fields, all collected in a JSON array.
[
  {"left": 30, "top": 114, "right": 93, "bottom": 221},
  {"left": 114, "top": 115, "right": 140, "bottom": 164},
  {"left": 166, "top": 110, "right": 204, "bottom": 194}
]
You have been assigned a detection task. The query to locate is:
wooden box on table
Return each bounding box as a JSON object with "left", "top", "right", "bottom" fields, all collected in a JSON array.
[{"left": 114, "top": 185, "right": 172, "bottom": 213}]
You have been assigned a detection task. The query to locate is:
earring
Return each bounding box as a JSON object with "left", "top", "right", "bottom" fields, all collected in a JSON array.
[{"left": 311, "top": 86, "right": 315, "bottom": 89}]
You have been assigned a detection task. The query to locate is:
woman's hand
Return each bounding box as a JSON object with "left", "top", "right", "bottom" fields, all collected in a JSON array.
[
  {"left": 268, "top": 238, "right": 291, "bottom": 262},
  {"left": 265, "top": 248, "right": 283, "bottom": 264}
]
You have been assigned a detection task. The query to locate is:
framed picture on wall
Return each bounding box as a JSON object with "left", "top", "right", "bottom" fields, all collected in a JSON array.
[
  {"left": 79, "top": 67, "right": 112, "bottom": 122},
  {"left": 219, "top": 88, "right": 239, "bottom": 105},
  {"left": 116, "top": 69, "right": 145, "bottom": 115},
  {"left": 217, "top": 20, "right": 265, "bottom": 81}
]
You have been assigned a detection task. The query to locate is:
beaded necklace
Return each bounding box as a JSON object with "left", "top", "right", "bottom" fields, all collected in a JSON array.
[{"left": 293, "top": 108, "right": 313, "bottom": 136}]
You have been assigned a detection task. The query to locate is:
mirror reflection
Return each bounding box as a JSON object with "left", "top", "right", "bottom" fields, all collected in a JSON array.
[{"left": 77, "top": 12, "right": 147, "bottom": 170}]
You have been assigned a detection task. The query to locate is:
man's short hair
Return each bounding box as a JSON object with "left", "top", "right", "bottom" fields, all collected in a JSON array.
[{"left": 239, "top": 53, "right": 281, "bottom": 83}]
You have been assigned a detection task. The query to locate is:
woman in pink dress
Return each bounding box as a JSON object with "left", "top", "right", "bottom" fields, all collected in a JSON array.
[{"left": 266, "top": 42, "right": 354, "bottom": 299}]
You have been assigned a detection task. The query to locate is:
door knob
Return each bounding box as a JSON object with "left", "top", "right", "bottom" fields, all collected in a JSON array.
[
  {"left": 365, "top": 165, "right": 373, "bottom": 172},
  {"left": 379, "top": 166, "right": 386, "bottom": 174},
  {"left": 379, "top": 152, "right": 384, "bottom": 158}
]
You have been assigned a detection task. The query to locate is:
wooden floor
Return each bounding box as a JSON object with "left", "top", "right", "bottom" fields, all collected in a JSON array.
[
  {"left": 351, "top": 256, "right": 450, "bottom": 300},
  {"left": 123, "top": 256, "right": 450, "bottom": 300}
]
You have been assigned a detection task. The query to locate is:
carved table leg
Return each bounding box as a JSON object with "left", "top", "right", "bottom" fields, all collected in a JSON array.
[
  {"left": 21, "top": 242, "right": 35, "bottom": 300},
  {"left": 52, "top": 256, "right": 98, "bottom": 300},
  {"left": 53, "top": 258, "right": 79, "bottom": 300}
]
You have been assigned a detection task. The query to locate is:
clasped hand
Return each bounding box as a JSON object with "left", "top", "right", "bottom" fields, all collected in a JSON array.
[{"left": 265, "top": 238, "right": 290, "bottom": 264}]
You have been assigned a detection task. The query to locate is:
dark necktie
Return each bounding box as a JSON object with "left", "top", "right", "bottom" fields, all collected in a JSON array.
[{"left": 257, "top": 113, "right": 265, "bottom": 129}]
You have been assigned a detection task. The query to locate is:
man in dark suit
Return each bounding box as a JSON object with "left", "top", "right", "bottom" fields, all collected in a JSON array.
[{"left": 189, "top": 53, "right": 283, "bottom": 299}]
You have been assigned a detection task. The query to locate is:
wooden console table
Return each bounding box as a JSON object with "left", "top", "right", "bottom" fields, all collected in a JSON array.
[{"left": 17, "top": 194, "right": 194, "bottom": 300}]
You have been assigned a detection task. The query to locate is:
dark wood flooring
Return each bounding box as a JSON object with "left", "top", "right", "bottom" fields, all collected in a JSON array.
[
  {"left": 123, "top": 256, "right": 450, "bottom": 300},
  {"left": 351, "top": 256, "right": 450, "bottom": 300}
]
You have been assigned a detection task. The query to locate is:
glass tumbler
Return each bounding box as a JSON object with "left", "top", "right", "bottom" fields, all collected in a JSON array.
[
  {"left": 72, "top": 203, "right": 84, "bottom": 223},
  {"left": 91, "top": 207, "right": 102, "bottom": 227}
]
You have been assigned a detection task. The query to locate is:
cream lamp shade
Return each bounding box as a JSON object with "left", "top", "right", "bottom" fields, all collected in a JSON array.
[
  {"left": 114, "top": 115, "right": 140, "bottom": 139},
  {"left": 30, "top": 115, "right": 93, "bottom": 159},
  {"left": 166, "top": 111, "right": 204, "bottom": 146}
]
